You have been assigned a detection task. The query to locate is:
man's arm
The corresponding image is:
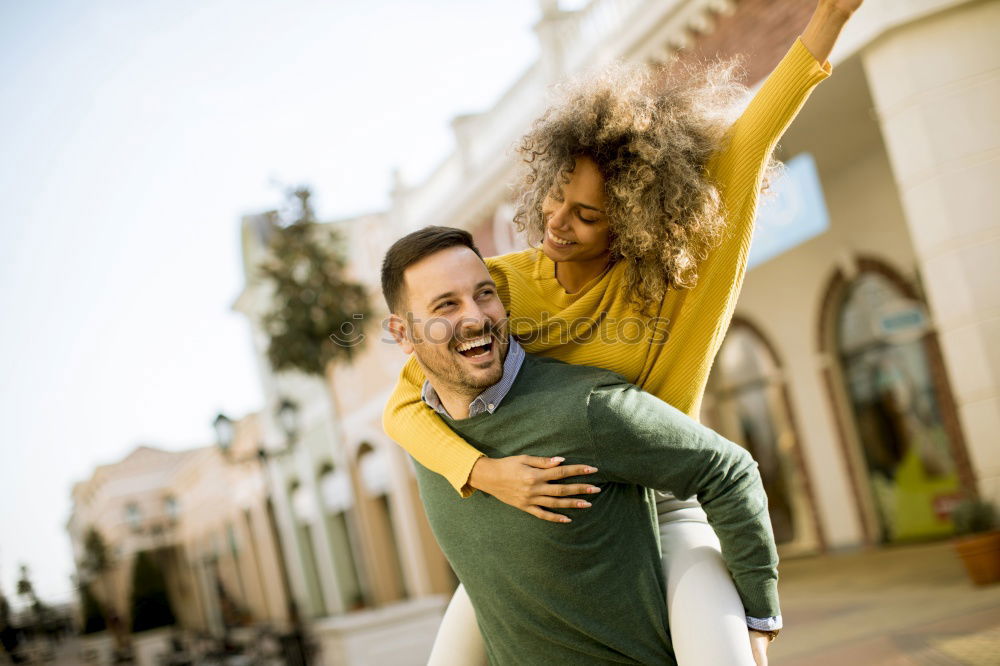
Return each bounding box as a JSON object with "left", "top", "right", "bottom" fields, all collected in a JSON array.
[
  {"left": 384, "top": 356, "right": 597, "bottom": 516},
  {"left": 585, "top": 382, "right": 780, "bottom": 621}
]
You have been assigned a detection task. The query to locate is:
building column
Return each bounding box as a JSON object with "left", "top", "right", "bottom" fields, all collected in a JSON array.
[
  {"left": 194, "top": 551, "right": 224, "bottom": 636},
  {"left": 302, "top": 462, "right": 347, "bottom": 616},
  {"left": 861, "top": 0, "right": 1000, "bottom": 500},
  {"left": 386, "top": 444, "right": 453, "bottom": 597},
  {"left": 266, "top": 459, "right": 312, "bottom": 617},
  {"left": 250, "top": 500, "right": 291, "bottom": 623}
]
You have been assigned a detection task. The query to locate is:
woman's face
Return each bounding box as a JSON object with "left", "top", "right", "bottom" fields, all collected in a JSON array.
[{"left": 540, "top": 156, "right": 611, "bottom": 265}]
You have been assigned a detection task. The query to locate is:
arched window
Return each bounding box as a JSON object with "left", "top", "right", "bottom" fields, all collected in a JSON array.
[
  {"left": 833, "top": 270, "right": 963, "bottom": 542},
  {"left": 163, "top": 496, "right": 179, "bottom": 521},
  {"left": 704, "top": 321, "right": 821, "bottom": 554},
  {"left": 125, "top": 502, "right": 142, "bottom": 531}
]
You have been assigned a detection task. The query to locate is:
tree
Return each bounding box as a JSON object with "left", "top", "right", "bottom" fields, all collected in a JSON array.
[
  {"left": 15, "top": 565, "right": 34, "bottom": 606},
  {"left": 15, "top": 564, "right": 52, "bottom": 640},
  {"left": 257, "top": 186, "right": 373, "bottom": 622},
  {"left": 0, "top": 586, "right": 10, "bottom": 628},
  {"left": 81, "top": 528, "right": 111, "bottom": 582},
  {"left": 0, "top": 582, "right": 21, "bottom": 662},
  {"left": 78, "top": 527, "right": 121, "bottom": 643},
  {"left": 259, "top": 186, "right": 372, "bottom": 377},
  {"left": 129, "top": 551, "right": 175, "bottom": 633},
  {"left": 16, "top": 564, "right": 47, "bottom": 618}
]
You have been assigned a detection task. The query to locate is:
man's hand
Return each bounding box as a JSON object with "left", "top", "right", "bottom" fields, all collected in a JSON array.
[
  {"left": 749, "top": 630, "right": 772, "bottom": 666},
  {"left": 467, "top": 455, "right": 601, "bottom": 523}
]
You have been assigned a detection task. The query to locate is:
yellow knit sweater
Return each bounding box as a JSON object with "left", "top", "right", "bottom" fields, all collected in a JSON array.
[{"left": 384, "top": 39, "right": 830, "bottom": 495}]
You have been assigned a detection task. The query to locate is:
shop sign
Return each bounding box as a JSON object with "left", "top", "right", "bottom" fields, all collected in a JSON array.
[
  {"left": 749, "top": 152, "right": 830, "bottom": 269},
  {"left": 876, "top": 301, "right": 929, "bottom": 342},
  {"left": 933, "top": 492, "right": 964, "bottom": 522}
]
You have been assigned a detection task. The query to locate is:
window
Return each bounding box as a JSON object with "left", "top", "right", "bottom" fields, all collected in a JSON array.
[
  {"left": 836, "top": 272, "right": 960, "bottom": 542},
  {"left": 125, "top": 502, "right": 141, "bottom": 530},
  {"left": 164, "top": 496, "right": 179, "bottom": 520}
]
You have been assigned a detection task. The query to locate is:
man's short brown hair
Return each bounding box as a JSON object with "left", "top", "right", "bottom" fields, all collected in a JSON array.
[{"left": 380, "top": 226, "right": 484, "bottom": 313}]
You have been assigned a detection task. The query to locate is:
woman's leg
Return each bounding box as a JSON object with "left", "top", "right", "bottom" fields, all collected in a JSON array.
[
  {"left": 660, "top": 513, "right": 756, "bottom": 666},
  {"left": 426, "top": 584, "right": 488, "bottom": 666}
]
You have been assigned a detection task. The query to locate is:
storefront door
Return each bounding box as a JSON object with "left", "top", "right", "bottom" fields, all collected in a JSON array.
[
  {"left": 835, "top": 271, "right": 962, "bottom": 543},
  {"left": 704, "top": 322, "right": 821, "bottom": 555}
]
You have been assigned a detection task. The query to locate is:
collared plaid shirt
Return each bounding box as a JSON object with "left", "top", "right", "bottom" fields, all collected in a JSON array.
[{"left": 421, "top": 338, "right": 525, "bottom": 418}]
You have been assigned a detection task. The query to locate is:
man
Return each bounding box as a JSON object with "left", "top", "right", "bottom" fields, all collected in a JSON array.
[{"left": 381, "top": 226, "right": 780, "bottom": 665}]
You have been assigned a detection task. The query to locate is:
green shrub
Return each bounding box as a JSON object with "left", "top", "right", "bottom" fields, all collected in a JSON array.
[{"left": 952, "top": 499, "right": 998, "bottom": 536}]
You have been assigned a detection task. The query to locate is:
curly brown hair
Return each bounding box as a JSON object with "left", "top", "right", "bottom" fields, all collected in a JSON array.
[{"left": 514, "top": 58, "right": 775, "bottom": 311}]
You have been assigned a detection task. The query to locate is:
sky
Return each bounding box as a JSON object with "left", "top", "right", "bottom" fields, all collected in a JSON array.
[{"left": 0, "top": 0, "right": 550, "bottom": 604}]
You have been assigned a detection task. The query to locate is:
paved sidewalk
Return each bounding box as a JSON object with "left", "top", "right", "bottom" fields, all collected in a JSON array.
[{"left": 770, "top": 541, "right": 1000, "bottom": 665}]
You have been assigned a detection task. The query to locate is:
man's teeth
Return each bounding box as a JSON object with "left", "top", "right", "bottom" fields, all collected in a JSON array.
[
  {"left": 456, "top": 336, "right": 491, "bottom": 353},
  {"left": 549, "top": 231, "right": 575, "bottom": 246}
]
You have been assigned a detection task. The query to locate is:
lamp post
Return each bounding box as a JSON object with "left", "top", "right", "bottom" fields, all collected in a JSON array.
[
  {"left": 276, "top": 399, "right": 299, "bottom": 446},
  {"left": 212, "top": 414, "right": 236, "bottom": 456},
  {"left": 213, "top": 405, "right": 308, "bottom": 665}
]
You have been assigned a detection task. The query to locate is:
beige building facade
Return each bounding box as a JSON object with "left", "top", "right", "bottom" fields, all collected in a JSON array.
[
  {"left": 66, "top": 419, "right": 289, "bottom": 643},
  {"left": 220, "top": 0, "right": 998, "bottom": 661},
  {"left": 370, "top": 0, "right": 999, "bottom": 553},
  {"left": 232, "top": 212, "right": 454, "bottom": 665}
]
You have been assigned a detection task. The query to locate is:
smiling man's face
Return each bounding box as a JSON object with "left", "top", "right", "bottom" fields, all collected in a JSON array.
[{"left": 391, "top": 245, "right": 509, "bottom": 409}]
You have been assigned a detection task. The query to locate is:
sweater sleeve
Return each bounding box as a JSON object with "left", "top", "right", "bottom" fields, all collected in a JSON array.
[
  {"left": 707, "top": 38, "right": 831, "bottom": 238},
  {"left": 586, "top": 382, "right": 780, "bottom": 619},
  {"left": 636, "top": 38, "right": 830, "bottom": 417},
  {"left": 382, "top": 355, "right": 484, "bottom": 497}
]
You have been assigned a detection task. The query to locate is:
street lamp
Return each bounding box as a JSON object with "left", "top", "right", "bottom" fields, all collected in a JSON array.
[
  {"left": 213, "top": 413, "right": 235, "bottom": 455},
  {"left": 211, "top": 409, "right": 309, "bottom": 664},
  {"left": 276, "top": 398, "right": 299, "bottom": 446}
]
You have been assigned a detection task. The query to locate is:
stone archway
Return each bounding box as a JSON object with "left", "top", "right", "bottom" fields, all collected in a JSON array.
[
  {"left": 817, "top": 256, "right": 973, "bottom": 544},
  {"left": 703, "top": 316, "right": 825, "bottom": 554}
]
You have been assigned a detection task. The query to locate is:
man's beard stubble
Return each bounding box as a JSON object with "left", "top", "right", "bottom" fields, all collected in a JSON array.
[{"left": 412, "top": 320, "right": 509, "bottom": 397}]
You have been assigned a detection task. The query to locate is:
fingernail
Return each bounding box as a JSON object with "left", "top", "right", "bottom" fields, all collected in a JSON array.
[
  {"left": 577, "top": 501, "right": 592, "bottom": 508},
  {"left": 561, "top": 516, "right": 572, "bottom": 523},
  {"left": 584, "top": 467, "right": 598, "bottom": 473},
  {"left": 588, "top": 486, "right": 601, "bottom": 493},
  {"left": 551, "top": 457, "right": 565, "bottom": 463}
]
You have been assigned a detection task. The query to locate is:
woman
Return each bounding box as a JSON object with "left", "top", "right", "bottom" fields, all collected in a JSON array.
[{"left": 384, "top": 2, "right": 860, "bottom": 664}]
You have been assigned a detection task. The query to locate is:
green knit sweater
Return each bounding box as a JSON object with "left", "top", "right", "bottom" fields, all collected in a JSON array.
[{"left": 414, "top": 354, "right": 779, "bottom": 665}]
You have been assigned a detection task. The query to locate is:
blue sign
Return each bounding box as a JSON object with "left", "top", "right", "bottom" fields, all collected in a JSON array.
[{"left": 748, "top": 153, "right": 830, "bottom": 269}]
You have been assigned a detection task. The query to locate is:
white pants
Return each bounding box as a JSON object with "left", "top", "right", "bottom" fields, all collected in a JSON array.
[{"left": 427, "top": 504, "right": 755, "bottom": 665}]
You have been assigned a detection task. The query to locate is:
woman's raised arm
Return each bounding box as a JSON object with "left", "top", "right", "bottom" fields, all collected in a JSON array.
[
  {"left": 638, "top": 4, "right": 852, "bottom": 412},
  {"left": 801, "top": 0, "right": 863, "bottom": 64}
]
